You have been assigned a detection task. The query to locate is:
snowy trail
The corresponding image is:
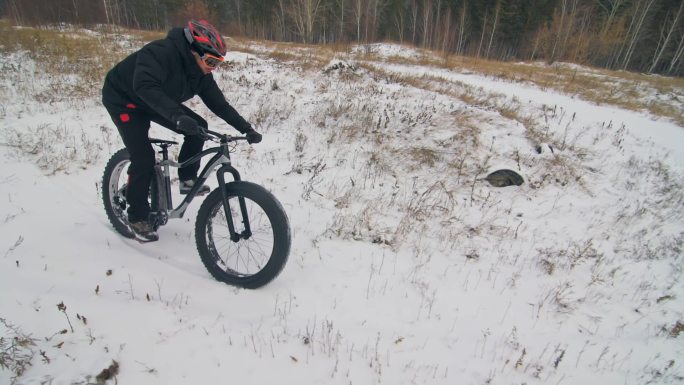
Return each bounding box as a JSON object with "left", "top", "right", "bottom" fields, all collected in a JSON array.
[
  {"left": 0, "top": 146, "right": 300, "bottom": 384},
  {"left": 376, "top": 62, "right": 684, "bottom": 169}
]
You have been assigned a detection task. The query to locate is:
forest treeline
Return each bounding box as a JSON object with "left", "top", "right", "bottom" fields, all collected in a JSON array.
[{"left": 3, "top": 0, "right": 683, "bottom": 75}]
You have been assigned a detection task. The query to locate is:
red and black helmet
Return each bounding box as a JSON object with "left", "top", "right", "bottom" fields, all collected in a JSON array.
[{"left": 184, "top": 19, "right": 227, "bottom": 57}]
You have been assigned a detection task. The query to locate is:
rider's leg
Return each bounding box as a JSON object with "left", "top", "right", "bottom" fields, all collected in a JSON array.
[
  {"left": 108, "top": 108, "right": 154, "bottom": 224},
  {"left": 152, "top": 106, "right": 207, "bottom": 182}
]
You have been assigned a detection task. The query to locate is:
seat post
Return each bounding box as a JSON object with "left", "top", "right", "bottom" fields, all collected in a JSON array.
[
  {"left": 156, "top": 144, "right": 172, "bottom": 179},
  {"left": 149, "top": 138, "right": 179, "bottom": 162},
  {"left": 158, "top": 144, "right": 170, "bottom": 161},
  {"left": 153, "top": 143, "right": 173, "bottom": 211}
]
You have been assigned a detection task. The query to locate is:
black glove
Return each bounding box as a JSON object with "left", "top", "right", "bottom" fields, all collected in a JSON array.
[
  {"left": 244, "top": 127, "right": 262, "bottom": 144},
  {"left": 175, "top": 114, "right": 204, "bottom": 136}
]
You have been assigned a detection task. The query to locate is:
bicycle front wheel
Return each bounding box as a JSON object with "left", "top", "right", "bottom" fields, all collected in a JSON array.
[{"left": 195, "top": 181, "right": 291, "bottom": 289}]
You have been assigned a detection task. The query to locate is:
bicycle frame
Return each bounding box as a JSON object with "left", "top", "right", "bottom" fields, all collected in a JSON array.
[{"left": 149, "top": 131, "right": 252, "bottom": 241}]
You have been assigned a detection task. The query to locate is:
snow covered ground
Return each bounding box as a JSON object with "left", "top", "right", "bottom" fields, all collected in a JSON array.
[{"left": 1, "top": 29, "right": 683, "bottom": 385}]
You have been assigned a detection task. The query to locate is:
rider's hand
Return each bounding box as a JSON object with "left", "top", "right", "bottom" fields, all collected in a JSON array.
[
  {"left": 244, "top": 127, "right": 262, "bottom": 144},
  {"left": 175, "top": 114, "right": 201, "bottom": 135},
  {"left": 197, "top": 125, "right": 208, "bottom": 139}
]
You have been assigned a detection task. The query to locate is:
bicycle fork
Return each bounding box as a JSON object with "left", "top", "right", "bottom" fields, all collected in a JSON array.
[{"left": 217, "top": 165, "right": 252, "bottom": 242}]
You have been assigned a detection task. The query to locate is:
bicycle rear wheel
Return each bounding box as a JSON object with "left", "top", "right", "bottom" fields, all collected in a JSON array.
[
  {"left": 101, "top": 148, "right": 160, "bottom": 237},
  {"left": 195, "top": 181, "right": 291, "bottom": 289}
]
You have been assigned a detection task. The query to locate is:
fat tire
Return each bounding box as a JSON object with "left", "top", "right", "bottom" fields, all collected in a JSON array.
[
  {"left": 102, "top": 148, "right": 160, "bottom": 238},
  {"left": 102, "top": 149, "right": 134, "bottom": 238},
  {"left": 195, "top": 181, "right": 291, "bottom": 289}
]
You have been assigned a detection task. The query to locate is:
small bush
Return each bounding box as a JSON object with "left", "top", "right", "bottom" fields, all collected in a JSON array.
[
  {"left": 0, "top": 318, "right": 36, "bottom": 384},
  {"left": 669, "top": 321, "right": 684, "bottom": 338}
]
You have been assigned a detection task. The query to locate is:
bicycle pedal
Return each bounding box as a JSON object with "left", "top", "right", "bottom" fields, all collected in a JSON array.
[
  {"left": 134, "top": 237, "right": 158, "bottom": 244},
  {"left": 130, "top": 229, "right": 159, "bottom": 243}
]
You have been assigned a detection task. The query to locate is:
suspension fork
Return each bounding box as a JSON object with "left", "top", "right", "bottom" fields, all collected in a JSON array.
[{"left": 217, "top": 165, "right": 252, "bottom": 242}]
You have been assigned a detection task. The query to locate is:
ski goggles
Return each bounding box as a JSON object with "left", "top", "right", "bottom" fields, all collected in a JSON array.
[{"left": 200, "top": 52, "right": 224, "bottom": 68}]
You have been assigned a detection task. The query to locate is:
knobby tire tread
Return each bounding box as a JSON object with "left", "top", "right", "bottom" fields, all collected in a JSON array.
[{"left": 195, "top": 181, "right": 291, "bottom": 289}]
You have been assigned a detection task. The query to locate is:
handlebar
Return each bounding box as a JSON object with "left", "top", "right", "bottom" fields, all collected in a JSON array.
[{"left": 205, "top": 129, "right": 249, "bottom": 143}]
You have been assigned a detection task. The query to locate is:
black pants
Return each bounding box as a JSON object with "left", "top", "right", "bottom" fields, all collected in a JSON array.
[{"left": 107, "top": 105, "right": 207, "bottom": 223}]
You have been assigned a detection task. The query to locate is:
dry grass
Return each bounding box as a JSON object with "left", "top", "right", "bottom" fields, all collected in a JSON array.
[
  {"left": 0, "top": 22, "right": 161, "bottom": 100},
  {"left": 0, "top": 317, "right": 36, "bottom": 384},
  {"left": 329, "top": 58, "right": 599, "bottom": 192},
  {"left": 404, "top": 146, "right": 441, "bottom": 169},
  {"left": 669, "top": 321, "right": 684, "bottom": 338},
  {"left": 228, "top": 38, "right": 337, "bottom": 71},
  {"left": 445, "top": 56, "right": 684, "bottom": 126},
  {"left": 351, "top": 41, "right": 441, "bottom": 67},
  {"left": 348, "top": 43, "right": 682, "bottom": 125}
]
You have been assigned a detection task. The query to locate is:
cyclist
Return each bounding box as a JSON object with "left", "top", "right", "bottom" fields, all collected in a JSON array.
[{"left": 102, "top": 19, "right": 262, "bottom": 242}]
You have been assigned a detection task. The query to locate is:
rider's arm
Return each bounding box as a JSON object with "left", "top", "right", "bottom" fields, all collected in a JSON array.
[
  {"left": 198, "top": 77, "right": 252, "bottom": 133},
  {"left": 132, "top": 44, "right": 184, "bottom": 122}
]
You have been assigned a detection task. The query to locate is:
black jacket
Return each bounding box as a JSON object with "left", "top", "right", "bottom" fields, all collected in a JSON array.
[{"left": 102, "top": 28, "right": 250, "bottom": 132}]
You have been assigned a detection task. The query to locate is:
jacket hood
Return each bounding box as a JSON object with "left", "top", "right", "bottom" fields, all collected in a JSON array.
[
  {"left": 167, "top": 27, "right": 203, "bottom": 76},
  {"left": 167, "top": 27, "right": 188, "bottom": 48}
]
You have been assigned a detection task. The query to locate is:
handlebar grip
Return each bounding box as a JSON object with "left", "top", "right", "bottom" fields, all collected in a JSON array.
[{"left": 205, "top": 129, "right": 249, "bottom": 142}]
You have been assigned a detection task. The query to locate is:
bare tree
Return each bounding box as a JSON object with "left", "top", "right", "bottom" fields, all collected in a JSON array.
[
  {"left": 421, "top": 0, "right": 433, "bottom": 48},
  {"left": 432, "top": 0, "right": 441, "bottom": 49},
  {"left": 335, "top": 0, "right": 347, "bottom": 41},
  {"left": 486, "top": 0, "right": 501, "bottom": 58},
  {"left": 410, "top": 0, "right": 419, "bottom": 44},
  {"left": 648, "top": 0, "right": 683, "bottom": 73},
  {"left": 476, "top": 9, "right": 488, "bottom": 57},
  {"left": 563, "top": 0, "right": 580, "bottom": 57},
  {"left": 393, "top": 6, "right": 406, "bottom": 42},
  {"left": 287, "top": 0, "right": 324, "bottom": 43},
  {"left": 274, "top": 0, "right": 287, "bottom": 40},
  {"left": 71, "top": 0, "right": 79, "bottom": 21},
  {"left": 550, "top": 0, "right": 568, "bottom": 62},
  {"left": 597, "top": 0, "right": 627, "bottom": 38},
  {"left": 620, "top": 0, "right": 656, "bottom": 69},
  {"left": 668, "top": 29, "right": 684, "bottom": 74},
  {"left": 440, "top": 6, "right": 453, "bottom": 54},
  {"left": 352, "top": 0, "right": 363, "bottom": 41},
  {"left": 456, "top": 0, "right": 467, "bottom": 54},
  {"left": 102, "top": 0, "right": 110, "bottom": 24},
  {"left": 7, "top": 0, "right": 25, "bottom": 24},
  {"left": 367, "top": 0, "right": 385, "bottom": 42},
  {"left": 546, "top": 0, "right": 585, "bottom": 63},
  {"left": 233, "top": 0, "right": 243, "bottom": 35},
  {"left": 108, "top": 0, "right": 122, "bottom": 26},
  {"left": 572, "top": 5, "right": 593, "bottom": 62}
]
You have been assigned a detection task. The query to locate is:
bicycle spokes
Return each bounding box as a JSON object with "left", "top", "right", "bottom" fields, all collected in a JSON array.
[
  {"left": 220, "top": 188, "right": 252, "bottom": 242},
  {"left": 206, "top": 195, "right": 274, "bottom": 277}
]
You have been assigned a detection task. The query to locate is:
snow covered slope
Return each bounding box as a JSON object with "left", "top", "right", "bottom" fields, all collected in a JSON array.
[{"left": 1, "top": 30, "right": 683, "bottom": 385}]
